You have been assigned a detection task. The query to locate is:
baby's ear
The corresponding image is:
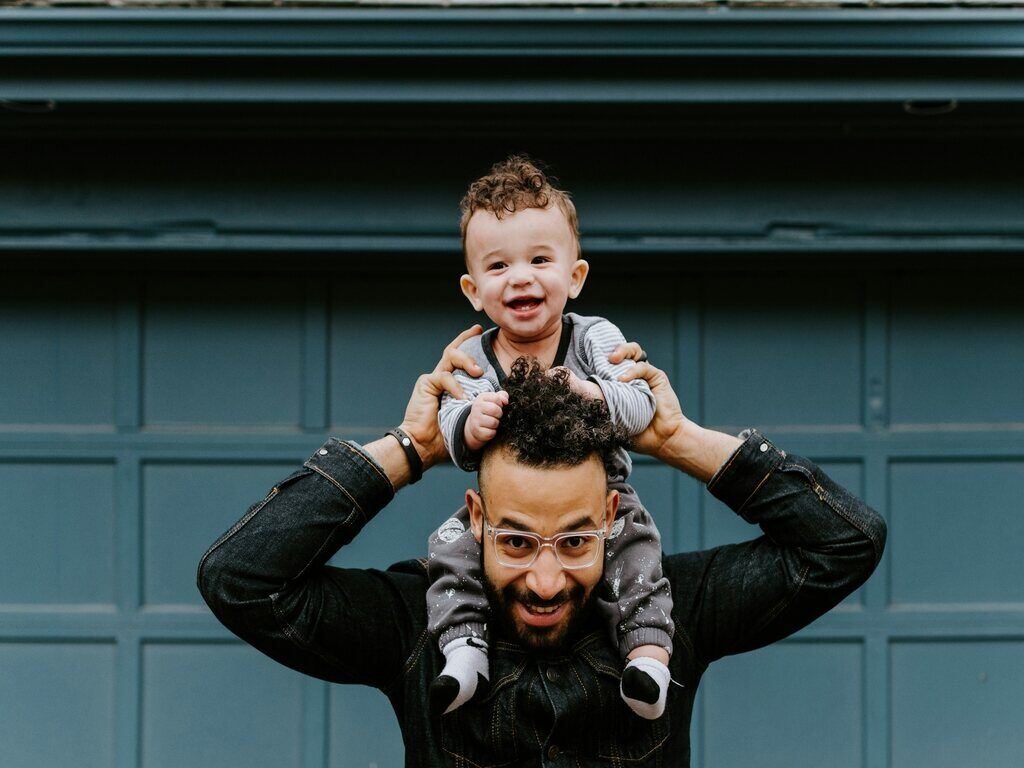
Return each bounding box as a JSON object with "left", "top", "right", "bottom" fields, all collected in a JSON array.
[
  {"left": 568, "top": 259, "right": 590, "bottom": 300},
  {"left": 460, "top": 274, "right": 483, "bottom": 311}
]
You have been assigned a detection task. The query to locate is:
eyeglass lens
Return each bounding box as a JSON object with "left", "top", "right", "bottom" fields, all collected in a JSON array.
[{"left": 493, "top": 532, "right": 601, "bottom": 568}]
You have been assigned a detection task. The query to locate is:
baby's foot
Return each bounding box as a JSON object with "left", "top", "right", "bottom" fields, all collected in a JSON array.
[
  {"left": 429, "top": 637, "right": 489, "bottom": 716},
  {"left": 620, "top": 657, "right": 670, "bottom": 720}
]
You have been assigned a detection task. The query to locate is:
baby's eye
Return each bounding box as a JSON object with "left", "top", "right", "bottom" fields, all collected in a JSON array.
[
  {"left": 531, "top": 256, "right": 550, "bottom": 264},
  {"left": 487, "top": 261, "right": 506, "bottom": 271}
]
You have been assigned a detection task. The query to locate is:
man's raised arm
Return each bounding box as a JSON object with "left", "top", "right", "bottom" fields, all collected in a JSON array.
[
  {"left": 619, "top": 360, "right": 887, "bottom": 667},
  {"left": 195, "top": 326, "right": 483, "bottom": 689}
]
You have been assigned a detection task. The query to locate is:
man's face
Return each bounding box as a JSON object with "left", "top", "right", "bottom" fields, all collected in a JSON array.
[
  {"left": 460, "top": 205, "right": 589, "bottom": 343},
  {"left": 467, "top": 447, "right": 618, "bottom": 651}
]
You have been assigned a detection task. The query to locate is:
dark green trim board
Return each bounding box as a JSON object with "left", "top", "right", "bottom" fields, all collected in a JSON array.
[
  {"left": 4, "top": 9, "right": 1024, "bottom": 108},
  {"left": 4, "top": 8, "right": 1024, "bottom": 59}
]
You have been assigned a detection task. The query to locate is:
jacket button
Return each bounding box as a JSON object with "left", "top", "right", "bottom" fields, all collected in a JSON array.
[
  {"left": 547, "top": 745, "right": 560, "bottom": 760},
  {"left": 759, "top": 443, "right": 768, "bottom": 452},
  {"left": 545, "top": 667, "right": 558, "bottom": 683}
]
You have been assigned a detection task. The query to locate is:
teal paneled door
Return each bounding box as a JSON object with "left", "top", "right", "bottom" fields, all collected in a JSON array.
[{"left": 1, "top": 268, "right": 1021, "bottom": 767}]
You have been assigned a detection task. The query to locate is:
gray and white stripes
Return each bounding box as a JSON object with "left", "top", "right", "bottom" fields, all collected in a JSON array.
[{"left": 437, "top": 313, "right": 655, "bottom": 479}]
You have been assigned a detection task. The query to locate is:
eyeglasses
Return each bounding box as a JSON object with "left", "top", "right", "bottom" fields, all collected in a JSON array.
[{"left": 483, "top": 518, "right": 606, "bottom": 569}]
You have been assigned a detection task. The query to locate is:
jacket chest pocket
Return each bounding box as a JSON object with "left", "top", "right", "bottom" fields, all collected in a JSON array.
[{"left": 440, "top": 666, "right": 524, "bottom": 768}]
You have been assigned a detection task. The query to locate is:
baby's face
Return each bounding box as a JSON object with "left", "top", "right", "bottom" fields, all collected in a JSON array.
[{"left": 461, "top": 205, "right": 589, "bottom": 341}]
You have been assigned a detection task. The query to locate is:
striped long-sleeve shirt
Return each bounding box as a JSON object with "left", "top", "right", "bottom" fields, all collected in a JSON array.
[{"left": 438, "top": 312, "right": 655, "bottom": 481}]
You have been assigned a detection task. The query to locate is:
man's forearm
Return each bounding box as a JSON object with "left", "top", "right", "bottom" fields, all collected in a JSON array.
[
  {"left": 661, "top": 420, "right": 744, "bottom": 484},
  {"left": 197, "top": 438, "right": 395, "bottom": 638},
  {"left": 196, "top": 437, "right": 414, "bottom": 687},
  {"left": 364, "top": 434, "right": 416, "bottom": 491}
]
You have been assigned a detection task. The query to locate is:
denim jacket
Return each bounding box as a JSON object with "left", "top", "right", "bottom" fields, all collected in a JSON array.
[{"left": 197, "top": 430, "right": 886, "bottom": 768}]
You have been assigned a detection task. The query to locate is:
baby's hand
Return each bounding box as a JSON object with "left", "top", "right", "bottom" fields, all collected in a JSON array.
[
  {"left": 550, "top": 367, "right": 605, "bottom": 402},
  {"left": 464, "top": 391, "right": 510, "bottom": 452}
]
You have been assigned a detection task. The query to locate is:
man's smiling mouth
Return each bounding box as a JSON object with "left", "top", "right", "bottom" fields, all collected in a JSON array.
[{"left": 517, "top": 599, "right": 568, "bottom": 627}]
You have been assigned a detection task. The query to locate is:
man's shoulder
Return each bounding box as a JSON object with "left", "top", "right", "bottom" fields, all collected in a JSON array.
[
  {"left": 387, "top": 557, "right": 429, "bottom": 579},
  {"left": 662, "top": 548, "right": 720, "bottom": 621}
]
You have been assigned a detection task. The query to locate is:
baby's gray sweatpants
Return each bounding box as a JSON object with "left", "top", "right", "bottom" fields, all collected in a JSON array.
[{"left": 426, "top": 482, "right": 674, "bottom": 660}]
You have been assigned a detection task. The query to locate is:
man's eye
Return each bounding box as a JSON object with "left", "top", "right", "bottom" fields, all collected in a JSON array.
[
  {"left": 507, "top": 535, "right": 531, "bottom": 549},
  {"left": 560, "top": 536, "right": 585, "bottom": 549}
]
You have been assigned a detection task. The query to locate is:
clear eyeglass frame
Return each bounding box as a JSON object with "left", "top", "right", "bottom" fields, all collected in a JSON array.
[{"left": 483, "top": 518, "right": 606, "bottom": 569}]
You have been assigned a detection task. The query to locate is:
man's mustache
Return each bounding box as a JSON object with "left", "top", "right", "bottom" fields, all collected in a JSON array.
[{"left": 506, "top": 584, "right": 584, "bottom": 610}]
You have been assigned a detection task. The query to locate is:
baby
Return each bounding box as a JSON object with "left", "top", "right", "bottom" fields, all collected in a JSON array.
[{"left": 427, "top": 155, "right": 674, "bottom": 720}]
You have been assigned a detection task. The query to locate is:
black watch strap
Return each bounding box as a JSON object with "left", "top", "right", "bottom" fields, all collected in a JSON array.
[{"left": 386, "top": 427, "right": 423, "bottom": 484}]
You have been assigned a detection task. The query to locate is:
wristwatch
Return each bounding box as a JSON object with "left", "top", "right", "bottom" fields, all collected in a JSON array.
[{"left": 386, "top": 427, "right": 423, "bottom": 484}]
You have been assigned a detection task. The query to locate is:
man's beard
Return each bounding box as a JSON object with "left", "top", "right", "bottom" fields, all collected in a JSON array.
[{"left": 482, "top": 572, "right": 599, "bottom": 653}]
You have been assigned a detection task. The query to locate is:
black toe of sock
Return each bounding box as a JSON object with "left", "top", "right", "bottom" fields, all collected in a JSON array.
[
  {"left": 429, "top": 675, "right": 460, "bottom": 717},
  {"left": 621, "top": 666, "right": 660, "bottom": 705},
  {"left": 475, "top": 672, "right": 489, "bottom": 700}
]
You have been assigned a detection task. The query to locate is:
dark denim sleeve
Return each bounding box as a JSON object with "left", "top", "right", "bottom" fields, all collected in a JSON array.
[
  {"left": 675, "top": 430, "right": 887, "bottom": 667},
  {"left": 196, "top": 437, "right": 423, "bottom": 690}
]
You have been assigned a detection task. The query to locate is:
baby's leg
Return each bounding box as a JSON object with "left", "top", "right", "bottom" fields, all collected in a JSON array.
[
  {"left": 599, "top": 500, "right": 674, "bottom": 720},
  {"left": 425, "top": 505, "right": 489, "bottom": 715}
]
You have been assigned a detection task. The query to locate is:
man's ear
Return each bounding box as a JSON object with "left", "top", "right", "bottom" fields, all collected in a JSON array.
[
  {"left": 460, "top": 274, "right": 484, "bottom": 311},
  {"left": 467, "top": 488, "right": 484, "bottom": 544},
  {"left": 568, "top": 258, "right": 590, "bottom": 300},
  {"left": 604, "top": 488, "right": 620, "bottom": 533}
]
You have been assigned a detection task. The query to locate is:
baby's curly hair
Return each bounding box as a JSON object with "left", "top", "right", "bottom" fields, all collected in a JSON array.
[
  {"left": 485, "top": 357, "right": 627, "bottom": 471},
  {"left": 459, "top": 154, "right": 581, "bottom": 261}
]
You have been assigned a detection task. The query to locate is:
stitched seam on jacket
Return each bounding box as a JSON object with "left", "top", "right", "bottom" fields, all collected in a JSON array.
[
  {"left": 340, "top": 439, "right": 393, "bottom": 491},
  {"left": 753, "top": 561, "right": 810, "bottom": 638},
  {"left": 387, "top": 627, "right": 431, "bottom": 695},
  {"left": 197, "top": 487, "right": 278, "bottom": 576},
  {"left": 305, "top": 463, "right": 367, "bottom": 523},
  {"left": 784, "top": 461, "right": 884, "bottom": 564},
  {"left": 269, "top": 590, "right": 352, "bottom": 674},
  {"left": 737, "top": 467, "right": 774, "bottom": 514},
  {"left": 817, "top": 484, "right": 884, "bottom": 564},
  {"left": 706, "top": 437, "right": 747, "bottom": 493}
]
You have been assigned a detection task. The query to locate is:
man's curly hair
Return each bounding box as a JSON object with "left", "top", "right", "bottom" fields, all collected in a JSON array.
[
  {"left": 484, "top": 357, "right": 627, "bottom": 471},
  {"left": 459, "top": 154, "right": 581, "bottom": 262}
]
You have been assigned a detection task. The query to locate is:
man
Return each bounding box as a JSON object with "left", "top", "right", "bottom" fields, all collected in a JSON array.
[{"left": 197, "top": 327, "right": 886, "bottom": 767}]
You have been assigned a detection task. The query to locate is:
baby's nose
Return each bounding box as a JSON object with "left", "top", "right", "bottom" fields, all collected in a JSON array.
[{"left": 508, "top": 266, "right": 534, "bottom": 285}]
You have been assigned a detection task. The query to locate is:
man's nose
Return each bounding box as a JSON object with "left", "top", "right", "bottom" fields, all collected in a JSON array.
[{"left": 524, "top": 548, "right": 566, "bottom": 600}]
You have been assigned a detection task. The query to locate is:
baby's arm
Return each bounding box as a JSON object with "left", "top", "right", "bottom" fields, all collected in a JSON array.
[
  {"left": 581, "top": 319, "right": 656, "bottom": 436},
  {"left": 439, "top": 370, "right": 499, "bottom": 471}
]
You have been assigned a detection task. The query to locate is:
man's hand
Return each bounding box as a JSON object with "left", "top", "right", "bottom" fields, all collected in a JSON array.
[
  {"left": 398, "top": 325, "right": 485, "bottom": 470},
  {"left": 464, "top": 390, "right": 510, "bottom": 452},
  {"left": 616, "top": 360, "right": 690, "bottom": 460},
  {"left": 618, "top": 359, "right": 741, "bottom": 483}
]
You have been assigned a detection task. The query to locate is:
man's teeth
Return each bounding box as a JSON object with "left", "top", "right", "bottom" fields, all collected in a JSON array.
[{"left": 528, "top": 604, "right": 561, "bottom": 614}]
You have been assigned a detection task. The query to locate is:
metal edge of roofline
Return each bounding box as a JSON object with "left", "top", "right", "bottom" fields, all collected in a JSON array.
[
  {"left": 5, "top": 8, "right": 1024, "bottom": 59},
  {"left": 2, "top": 232, "right": 1024, "bottom": 255}
]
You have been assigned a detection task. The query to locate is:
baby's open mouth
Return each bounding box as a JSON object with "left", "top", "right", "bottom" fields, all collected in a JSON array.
[{"left": 507, "top": 298, "right": 542, "bottom": 312}]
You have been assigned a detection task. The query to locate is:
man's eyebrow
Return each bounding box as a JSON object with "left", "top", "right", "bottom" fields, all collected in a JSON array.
[
  {"left": 494, "top": 517, "right": 533, "bottom": 532},
  {"left": 560, "top": 515, "right": 602, "bottom": 532},
  {"left": 493, "top": 514, "right": 600, "bottom": 533}
]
